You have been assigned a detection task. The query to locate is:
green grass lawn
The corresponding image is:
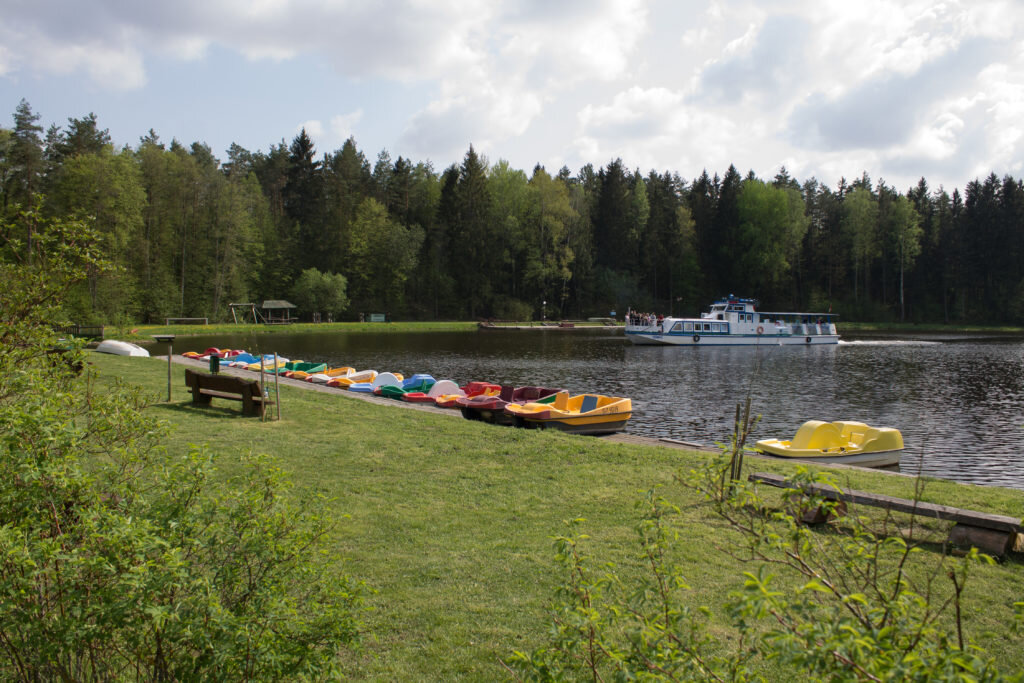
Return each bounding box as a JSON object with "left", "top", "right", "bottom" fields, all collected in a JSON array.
[{"left": 91, "top": 352, "right": 1024, "bottom": 680}]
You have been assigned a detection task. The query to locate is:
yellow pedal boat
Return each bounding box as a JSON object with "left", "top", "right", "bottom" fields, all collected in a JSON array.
[
  {"left": 327, "top": 369, "right": 377, "bottom": 388},
  {"left": 755, "top": 420, "right": 904, "bottom": 468},
  {"left": 504, "top": 391, "right": 632, "bottom": 435}
]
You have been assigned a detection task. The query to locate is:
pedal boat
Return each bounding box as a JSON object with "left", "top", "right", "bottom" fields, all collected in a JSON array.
[
  {"left": 503, "top": 391, "right": 632, "bottom": 435},
  {"left": 349, "top": 372, "right": 403, "bottom": 393},
  {"left": 307, "top": 366, "right": 356, "bottom": 383},
  {"left": 457, "top": 385, "right": 564, "bottom": 425},
  {"left": 327, "top": 369, "right": 377, "bottom": 388},
  {"left": 755, "top": 420, "right": 904, "bottom": 468},
  {"left": 282, "top": 362, "right": 327, "bottom": 380},
  {"left": 403, "top": 379, "right": 461, "bottom": 403},
  {"left": 376, "top": 374, "right": 436, "bottom": 399},
  {"left": 433, "top": 381, "right": 500, "bottom": 408}
]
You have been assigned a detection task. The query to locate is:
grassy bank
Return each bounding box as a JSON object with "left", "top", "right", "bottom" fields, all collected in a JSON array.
[
  {"left": 91, "top": 353, "right": 1024, "bottom": 679},
  {"left": 99, "top": 319, "right": 1024, "bottom": 345},
  {"left": 840, "top": 321, "right": 1024, "bottom": 334},
  {"left": 113, "top": 320, "right": 479, "bottom": 342}
]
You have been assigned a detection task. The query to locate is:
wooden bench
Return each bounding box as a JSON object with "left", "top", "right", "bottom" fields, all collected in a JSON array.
[
  {"left": 184, "top": 368, "right": 272, "bottom": 417},
  {"left": 749, "top": 472, "right": 1022, "bottom": 557}
]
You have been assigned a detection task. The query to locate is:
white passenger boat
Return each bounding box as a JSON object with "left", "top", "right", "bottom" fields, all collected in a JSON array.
[{"left": 625, "top": 296, "right": 839, "bottom": 346}]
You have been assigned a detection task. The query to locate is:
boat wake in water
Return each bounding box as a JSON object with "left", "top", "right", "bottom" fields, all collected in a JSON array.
[{"left": 839, "top": 339, "right": 940, "bottom": 346}]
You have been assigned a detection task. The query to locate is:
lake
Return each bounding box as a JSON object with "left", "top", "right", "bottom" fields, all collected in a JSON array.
[{"left": 154, "top": 328, "right": 1024, "bottom": 491}]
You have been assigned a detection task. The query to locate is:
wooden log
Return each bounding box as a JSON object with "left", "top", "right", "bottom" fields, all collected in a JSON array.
[
  {"left": 749, "top": 472, "right": 1021, "bottom": 532},
  {"left": 948, "top": 524, "right": 1015, "bottom": 557},
  {"left": 749, "top": 472, "right": 1022, "bottom": 557}
]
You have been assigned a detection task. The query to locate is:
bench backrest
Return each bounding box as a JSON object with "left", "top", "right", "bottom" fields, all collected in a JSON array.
[{"left": 185, "top": 369, "right": 260, "bottom": 396}]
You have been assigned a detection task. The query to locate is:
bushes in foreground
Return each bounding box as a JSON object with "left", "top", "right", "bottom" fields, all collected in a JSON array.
[{"left": 0, "top": 209, "right": 366, "bottom": 680}]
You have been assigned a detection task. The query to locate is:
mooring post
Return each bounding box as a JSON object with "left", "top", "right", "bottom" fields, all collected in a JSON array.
[
  {"left": 274, "top": 353, "right": 281, "bottom": 421},
  {"left": 152, "top": 334, "right": 175, "bottom": 401},
  {"left": 260, "top": 357, "right": 266, "bottom": 423}
]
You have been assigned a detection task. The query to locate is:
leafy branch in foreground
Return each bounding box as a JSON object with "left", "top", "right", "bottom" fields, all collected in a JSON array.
[
  {"left": 511, "top": 433, "right": 1015, "bottom": 681},
  {"left": 0, "top": 209, "right": 367, "bottom": 681}
]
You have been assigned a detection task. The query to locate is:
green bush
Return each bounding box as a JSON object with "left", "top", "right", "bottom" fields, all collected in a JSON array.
[
  {"left": 492, "top": 296, "right": 536, "bottom": 321},
  {"left": 511, "top": 454, "right": 1016, "bottom": 681},
  {"left": 0, "top": 209, "right": 366, "bottom": 680}
]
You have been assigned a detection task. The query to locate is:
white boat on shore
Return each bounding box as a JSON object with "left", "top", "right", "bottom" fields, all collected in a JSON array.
[
  {"left": 625, "top": 296, "right": 839, "bottom": 346},
  {"left": 95, "top": 340, "right": 150, "bottom": 357}
]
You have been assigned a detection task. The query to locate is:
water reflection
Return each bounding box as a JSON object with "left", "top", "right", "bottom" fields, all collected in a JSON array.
[{"left": 156, "top": 329, "right": 1024, "bottom": 490}]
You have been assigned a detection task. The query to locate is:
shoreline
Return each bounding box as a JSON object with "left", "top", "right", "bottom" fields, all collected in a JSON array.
[
  {"left": 168, "top": 354, "right": 916, "bottom": 480},
  {"left": 87, "top": 319, "right": 1024, "bottom": 344}
]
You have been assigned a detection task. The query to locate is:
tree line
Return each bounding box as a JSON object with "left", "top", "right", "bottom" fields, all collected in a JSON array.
[{"left": 3, "top": 98, "right": 1023, "bottom": 325}]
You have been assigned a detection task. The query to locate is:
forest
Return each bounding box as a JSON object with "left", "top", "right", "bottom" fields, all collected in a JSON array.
[{"left": 3, "top": 98, "right": 1023, "bottom": 325}]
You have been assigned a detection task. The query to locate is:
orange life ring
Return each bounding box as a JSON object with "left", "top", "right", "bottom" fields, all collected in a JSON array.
[{"left": 756, "top": 325, "right": 764, "bottom": 335}]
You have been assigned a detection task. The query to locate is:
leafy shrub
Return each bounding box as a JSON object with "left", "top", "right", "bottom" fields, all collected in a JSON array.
[
  {"left": 511, "top": 447, "right": 1015, "bottom": 681},
  {"left": 0, "top": 209, "right": 366, "bottom": 680}
]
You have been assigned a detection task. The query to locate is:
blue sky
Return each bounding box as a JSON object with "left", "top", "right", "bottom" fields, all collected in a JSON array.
[{"left": 2, "top": 0, "right": 1022, "bottom": 193}]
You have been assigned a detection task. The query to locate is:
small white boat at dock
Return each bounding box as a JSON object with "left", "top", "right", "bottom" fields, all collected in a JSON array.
[{"left": 625, "top": 296, "right": 839, "bottom": 346}]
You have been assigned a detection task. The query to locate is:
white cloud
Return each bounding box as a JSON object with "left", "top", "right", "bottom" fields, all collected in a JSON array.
[
  {"left": 0, "top": 44, "right": 12, "bottom": 77},
  {"left": 42, "top": 41, "right": 147, "bottom": 90},
  {"left": 330, "top": 110, "right": 363, "bottom": 141},
  {"left": 299, "top": 119, "right": 323, "bottom": 138},
  {"left": 2, "top": 0, "right": 1024, "bottom": 191}
]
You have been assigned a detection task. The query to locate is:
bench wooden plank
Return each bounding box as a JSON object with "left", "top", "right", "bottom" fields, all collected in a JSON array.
[
  {"left": 749, "top": 472, "right": 1021, "bottom": 533},
  {"left": 196, "top": 388, "right": 271, "bottom": 403}
]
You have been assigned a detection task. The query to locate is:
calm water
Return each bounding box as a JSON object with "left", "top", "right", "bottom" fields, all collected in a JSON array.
[{"left": 155, "top": 329, "right": 1024, "bottom": 490}]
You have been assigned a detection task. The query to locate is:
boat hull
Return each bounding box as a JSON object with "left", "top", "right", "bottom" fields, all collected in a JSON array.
[
  {"left": 514, "top": 414, "right": 631, "bottom": 435},
  {"left": 757, "top": 449, "right": 902, "bottom": 468},
  {"left": 626, "top": 331, "right": 839, "bottom": 346},
  {"left": 96, "top": 340, "right": 150, "bottom": 357}
]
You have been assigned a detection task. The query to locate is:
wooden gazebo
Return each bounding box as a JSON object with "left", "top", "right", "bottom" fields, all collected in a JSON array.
[{"left": 261, "top": 300, "right": 296, "bottom": 324}]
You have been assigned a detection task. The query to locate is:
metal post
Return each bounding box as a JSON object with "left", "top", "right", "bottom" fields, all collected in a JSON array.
[
  {"left": 274, "top": 353, "right": 281, "bottom": 421},
  {"left": 166, "top": 341, "right": 172, "bottom": 402},
  {"left": 260, "top": 357, "right": 266, "bottom": 423},
  {"left": 152, "top": 334, "right": 176, "bottom": 402}
]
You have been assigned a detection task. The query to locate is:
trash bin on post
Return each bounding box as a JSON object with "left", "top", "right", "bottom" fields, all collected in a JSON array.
[{"left": 209, "top": 352, "right": 220, "bottom": 374}]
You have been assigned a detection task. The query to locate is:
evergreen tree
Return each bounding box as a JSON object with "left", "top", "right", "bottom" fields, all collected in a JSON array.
[
  {"left": 283, "top": 129, "right": 323, "bottom": 273},
  {"left": 714, "top": 164, "right": 743, "bottom": 293},
  {"left": 4, "top": 100, "right": 45, "bottom": 240},
  {"left": 450, "top": 145, "right": 492, "bottom": 318}
]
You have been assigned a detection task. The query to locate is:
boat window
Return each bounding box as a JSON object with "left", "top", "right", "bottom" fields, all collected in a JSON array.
[
  {"left": 671, "top": 322, "right": 682, "bottom": 332},
  {"left": 683, "top": 322, "right": 693, "bottom": 332},
  {"left": 703, "top": 323, "right": 711, "bottom": 332}
]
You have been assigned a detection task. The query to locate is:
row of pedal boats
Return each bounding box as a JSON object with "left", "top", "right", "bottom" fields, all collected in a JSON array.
[
  {"left": 180, "top": 348, "right": 905, "bottom": 463},
  {"left": 181, "top": 348, "right": 632, "bottom": 435}
]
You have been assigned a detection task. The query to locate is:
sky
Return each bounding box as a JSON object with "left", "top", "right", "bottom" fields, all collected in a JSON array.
[{"left": 1, "top": 0, "right": 1022, "bottom": 194}]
